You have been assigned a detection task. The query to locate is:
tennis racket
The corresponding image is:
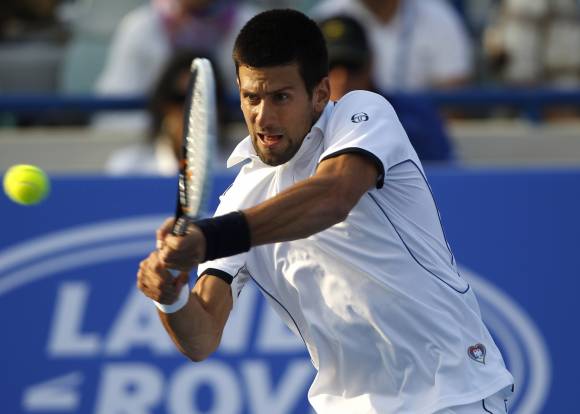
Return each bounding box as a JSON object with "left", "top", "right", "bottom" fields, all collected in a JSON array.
[{"left": 168, "top": 57, "right": 217, "bottom": 276}]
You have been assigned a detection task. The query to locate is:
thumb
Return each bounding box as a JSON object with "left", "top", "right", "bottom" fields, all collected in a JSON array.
[
  {"left": 163, "top": 233, "right": 182, "bottom": 251},
  {"left": 156, "top": 217, "right": 175, "bottom": 249}
]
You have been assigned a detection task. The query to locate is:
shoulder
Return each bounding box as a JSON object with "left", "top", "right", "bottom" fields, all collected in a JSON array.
[
  {"left": 336, "top": 90, "right": 392, "bottom": 107},
  {"left": 319, "top": 91, "right": 417, "bottom": 181},
  {"left": 324, "top": 90, "right": 407, "bottom": 148},
  {"left": 330, "top": 90, "right": 398, "bottom": 126}
]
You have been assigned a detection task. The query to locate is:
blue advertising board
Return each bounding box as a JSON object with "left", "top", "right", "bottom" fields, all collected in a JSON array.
[{"left": 1, "top": 168, "right": 578, "bottom": 413}]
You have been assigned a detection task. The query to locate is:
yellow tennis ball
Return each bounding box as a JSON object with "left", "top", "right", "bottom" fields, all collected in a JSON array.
[{"left": 3, "top": 164, "right": 50, "bottom": 206}]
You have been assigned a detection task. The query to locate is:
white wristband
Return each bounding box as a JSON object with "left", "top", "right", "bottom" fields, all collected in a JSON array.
[{"left": 153, "top": 284, "right": 190, "bottom": 313}]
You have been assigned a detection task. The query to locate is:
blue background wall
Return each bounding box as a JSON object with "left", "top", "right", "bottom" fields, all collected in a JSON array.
[{"left": 1, "top": 168, "right": 577, "bottom": 413}]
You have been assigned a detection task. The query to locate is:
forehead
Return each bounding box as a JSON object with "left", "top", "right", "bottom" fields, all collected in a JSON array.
[{"left": 238, "top": 64, "right": 304, "bottom": 92}]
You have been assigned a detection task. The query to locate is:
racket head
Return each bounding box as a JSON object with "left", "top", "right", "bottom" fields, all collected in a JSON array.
[{"left": 172, "top": 57, "right": 217, "bottom": 236}]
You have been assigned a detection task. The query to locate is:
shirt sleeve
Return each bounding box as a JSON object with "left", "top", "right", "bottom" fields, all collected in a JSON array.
[{"left": 319, "top": 91, "right": 418, "bottom": 188}]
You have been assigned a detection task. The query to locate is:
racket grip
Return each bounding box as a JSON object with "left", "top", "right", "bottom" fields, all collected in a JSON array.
[{"left": 172, "top": 216, "right": 190, "bottom": 237}]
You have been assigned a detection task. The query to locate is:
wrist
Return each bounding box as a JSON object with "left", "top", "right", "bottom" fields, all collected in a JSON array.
[
  {"left": 153, "top": 284, "right": 190, "bottom": 313},
  {"left": 194, "top": 211, "right": 251, "bottom": 261}
]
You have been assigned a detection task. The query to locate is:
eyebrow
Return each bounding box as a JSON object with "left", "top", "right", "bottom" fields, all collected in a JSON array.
[{"left": 241, "top": 86, "right": 295, "bottom": 96}]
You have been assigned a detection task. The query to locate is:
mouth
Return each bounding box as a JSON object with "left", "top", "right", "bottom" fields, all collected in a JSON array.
[{"left": 257, "top": 132, "right": 283, "bottom": 149}]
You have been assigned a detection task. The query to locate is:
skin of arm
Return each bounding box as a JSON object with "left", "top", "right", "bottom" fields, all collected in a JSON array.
[
  {"left": 145, "top": 151, "right": 378, "bottom": 362},
  {"left": 137, "top": 252, "right": 232, "bottom": 361},
  {"left": 159, "top": 151, "right": 379, "bottom": 267},
  {"left": 159, "top": 274, "right": 232, "bottom": 362},
  {"left": 246, "top": 152, "right": 379, "bottom": 245}
]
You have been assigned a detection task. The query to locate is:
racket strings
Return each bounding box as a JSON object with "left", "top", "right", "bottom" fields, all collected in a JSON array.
[{"left": 183, "top": 63, "right": 215, "bottom": 218}]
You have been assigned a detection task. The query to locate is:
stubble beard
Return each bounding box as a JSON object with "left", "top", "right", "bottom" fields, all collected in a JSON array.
[
  {"left": 251, "top": 107, "right": 320, "bottom": 167},
  {"left": 252, "top": 133, "right": 297, "bottom": 167}
]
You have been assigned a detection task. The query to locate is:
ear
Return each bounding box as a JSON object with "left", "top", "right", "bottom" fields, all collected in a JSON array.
[{"left": 313, "top": 77, "right": 331, "bottom": 112}]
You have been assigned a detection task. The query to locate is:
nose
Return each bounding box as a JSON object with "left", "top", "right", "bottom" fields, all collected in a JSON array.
[{"left": 254, "top": 99, "right": 276, "bottom": 131}]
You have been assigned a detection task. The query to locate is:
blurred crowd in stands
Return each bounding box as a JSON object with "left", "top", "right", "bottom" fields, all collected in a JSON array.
[{"left": 1, "top": 0, "right": 579, "bottom": 173}]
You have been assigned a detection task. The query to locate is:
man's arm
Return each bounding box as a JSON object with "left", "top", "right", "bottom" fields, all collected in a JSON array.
[
  {"left": 137, "top": 251, "right": 232, "bottom": 361},
  {"left": 246, "top": 152, "right": 379, "bottom": 245},
  {"left": 140, "top": 152, "right": 378, "bottom": 359},
  {"left": 159, "top": 152, "right": 379, "bottom": 269}
]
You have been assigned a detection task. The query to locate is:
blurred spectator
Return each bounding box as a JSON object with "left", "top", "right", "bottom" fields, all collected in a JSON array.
[
  {"left": 105, "top": 51, "right": 226, "bottom": 175},
  {"left": 483, "top": 0, "right": 580, "bottom": 87},
  {"left": 320, "top": 15, "right": 375, "bottom": 101},
  {"left": 313, "top": 0, "right": 473, "bottom": 92},
  {"left": 94, "top": 0, "right": 258, "bottom": 132},
  {"left": 320, "top": 15, "right": 454, "bottom": 161},
  {"left": 0, "top": 0, "right": 70, "bottom": 125},
  {"left": 0, "top": 0, "right": 68, "bottom": 42}
]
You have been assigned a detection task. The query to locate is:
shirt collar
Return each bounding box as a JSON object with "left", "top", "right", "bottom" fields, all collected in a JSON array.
[{"left": 226, "top": 101, "right": 334, "bottom": 168}]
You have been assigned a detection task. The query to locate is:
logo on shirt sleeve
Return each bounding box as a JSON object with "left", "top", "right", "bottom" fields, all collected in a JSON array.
[
  {"left": 468, "top": 343, "right": 486, "bottom": 364},
  {"left": 351, "top": 112, "right": 369, "bottom": 123}
]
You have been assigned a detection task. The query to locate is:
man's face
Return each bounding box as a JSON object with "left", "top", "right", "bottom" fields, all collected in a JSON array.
[{"left": 238, "top": 63, "right": 329, "bottom": 166}]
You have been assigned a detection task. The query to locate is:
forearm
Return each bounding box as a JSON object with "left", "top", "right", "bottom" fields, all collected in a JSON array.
[
  {"left": 245, "top": 174, "right": 350, "bottom": 246},
  {"left": 158, "top": 294, "right": 216, "bottom": 361},
  {"left": 158, "top": 276, "right": 232, "bottom": 361},
  {"left": 159, "top": 153, "right": 377, "bottom": 266}
]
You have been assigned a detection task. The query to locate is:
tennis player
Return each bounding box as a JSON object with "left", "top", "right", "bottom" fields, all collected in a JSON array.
[{"left": 138, "top": 9, "right": 514, "bottom": 413}]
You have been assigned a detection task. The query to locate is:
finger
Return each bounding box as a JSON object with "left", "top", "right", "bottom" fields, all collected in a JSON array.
[
  {"left": 160, "top": 252, "right": 192, "bottom": 273},
  {"left": 161, "top": 257, "right": 189, "bottom": 273},
  {"left": 146, "top": 250, "right": 167, "bottom": 274},
  {"left": 136, "top": 276, "right": 152, "bottom": 294},
  {"left": 156, "top": 217, "right": 175, "bottom": 248},
  {"left": 137, "top": 273, "right": 161, "bottom": 300},
  {"left": 163, "top": 233, "right": 182, "bottom": 251},
  {"left": 140, "top": 251, "right": 158, "bottom": 268},
  {"left": 141, "top": 252, "right": 175, "bottom": 287},
  {"left": 158, "top": 239, "right": 183, "bottom": 264},
  {"left": 137, "top": 259, "right": 154, "bottom": 290}
]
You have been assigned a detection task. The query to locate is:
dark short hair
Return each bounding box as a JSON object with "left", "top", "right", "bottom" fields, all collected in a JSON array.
[{"left": 232, "top": 9, "right": 329, "bottom": 96}]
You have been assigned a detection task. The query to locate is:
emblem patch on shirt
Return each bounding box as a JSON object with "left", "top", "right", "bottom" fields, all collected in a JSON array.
[
  {"left": 468, "top": 343, "right": 486, "bottom": 364},
  {"left": 351, "top": 112, "right": 369, "bottom": 123}
]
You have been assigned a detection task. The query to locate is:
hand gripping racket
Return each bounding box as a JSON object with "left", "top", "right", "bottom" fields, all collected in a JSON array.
[{"left": 168, "top": 57, "right": 217, "bottom": 277}]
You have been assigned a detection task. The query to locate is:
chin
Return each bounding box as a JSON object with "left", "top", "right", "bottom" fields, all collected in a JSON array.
[{"left": 259, "top": 154, "right": 285, "bottom": 167}]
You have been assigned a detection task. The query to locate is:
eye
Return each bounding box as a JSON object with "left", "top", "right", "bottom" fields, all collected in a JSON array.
[
  {"left": 243, "top": 93, "right": 260, "bottom": 105},
  {"left": 273, "top": 92, "right": 289, "bottom": 103}
]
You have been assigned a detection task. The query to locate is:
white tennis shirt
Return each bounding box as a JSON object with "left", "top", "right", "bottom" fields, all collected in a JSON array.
[{"left": 197, "top": 91, "right": 513, "bottom": 414}]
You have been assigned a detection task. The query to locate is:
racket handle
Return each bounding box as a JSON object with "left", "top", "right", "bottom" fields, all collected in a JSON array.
[
  {"left": 167, "top": 215, "right": 189, "bottom": 279},
  {"left": 172, "top": 216, "right": 190, "bottom": 237}
]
